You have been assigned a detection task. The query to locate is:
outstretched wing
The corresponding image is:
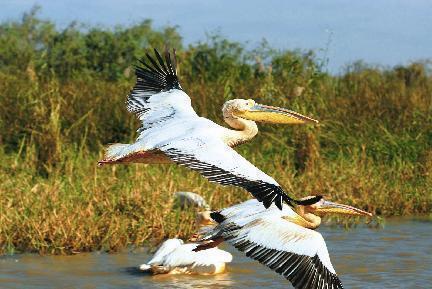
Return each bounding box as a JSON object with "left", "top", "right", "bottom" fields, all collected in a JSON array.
[
  {"left": 159, "top": 137, "right": 296, "bottom": 209},
  {"left": 126, "top": 48, "right": 198, "bottom": 132},
  {"left": 211, "top": 207, "right": 343, "bottom": 289}
]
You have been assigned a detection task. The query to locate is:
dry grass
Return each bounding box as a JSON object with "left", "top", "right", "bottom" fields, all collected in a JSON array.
[{"left": 1, "top": 142, "right": 430, "bottom": 254}]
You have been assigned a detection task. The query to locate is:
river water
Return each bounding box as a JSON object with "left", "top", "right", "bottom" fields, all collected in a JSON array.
[{"left": 1, "top": 217, "right": 431, "bottom": 289}]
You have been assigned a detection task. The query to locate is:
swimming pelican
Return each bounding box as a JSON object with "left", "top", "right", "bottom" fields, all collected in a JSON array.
[
  {"left": 139, "top": 192, "right": 232, "bottom": 275},
  {"left": 139, "top": 238, "right": 232, "bottom": 275},
  {"left": 98, "top": 48, "right": 318, "bottom": 210},
  {"left": 195, "top": 196, "right": 372, "bottom": 289}
]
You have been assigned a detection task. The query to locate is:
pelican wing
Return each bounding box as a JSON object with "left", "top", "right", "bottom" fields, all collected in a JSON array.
[
  {"left": 146, "top": 238, "right": 184, "bottom": 266},
  {"left": 211, "top": 207, "right": 343, "bottom": 289},
  {"left": 163, "top": 244, "right": 233, "bottom": 268},
  {"left": 126, "top": 49, "right": 198, "bottom": 132},
  {"left": 160, "top": 137, "right": 295, "bottom": 209}
]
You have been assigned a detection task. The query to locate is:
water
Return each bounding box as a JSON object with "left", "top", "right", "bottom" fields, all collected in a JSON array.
[{"left": 1, "top": 217, "right": 431, "bottom": 289}]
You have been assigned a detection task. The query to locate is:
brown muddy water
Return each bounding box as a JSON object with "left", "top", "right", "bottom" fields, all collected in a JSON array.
[{"left": 1, "top": 217, "right": 431, "bottom": 289}]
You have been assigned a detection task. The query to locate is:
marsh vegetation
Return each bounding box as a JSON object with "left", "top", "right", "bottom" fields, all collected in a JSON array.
[{"left": 1, "top": 8, "right": 431, "bottom": 254}]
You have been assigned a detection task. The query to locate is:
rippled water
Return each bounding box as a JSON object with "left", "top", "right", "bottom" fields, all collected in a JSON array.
[{"left": 1, "top": 217, "right": 431, "bottom": 289}]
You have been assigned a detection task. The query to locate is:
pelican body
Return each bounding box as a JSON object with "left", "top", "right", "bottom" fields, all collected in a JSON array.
[
  {"left": 99, "top": 48, "right": 318, "bottom": 210},
  {"left": 197, "top": 197, "right": 372, "bottom": 289},
  {"left": 139, "top": 192, "right": 231, "bottom": 275},
  {"left": 139, "top": 238, "right": 232, "bottom": 275}
]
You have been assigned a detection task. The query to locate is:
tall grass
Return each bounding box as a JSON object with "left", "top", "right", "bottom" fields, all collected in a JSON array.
[{"left": 0, "top": 9, "right": 431, "bottom": 254}]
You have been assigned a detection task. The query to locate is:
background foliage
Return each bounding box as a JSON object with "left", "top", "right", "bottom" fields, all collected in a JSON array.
[{"left": 1, "top": 8, "right": 431, "bottom": 254}]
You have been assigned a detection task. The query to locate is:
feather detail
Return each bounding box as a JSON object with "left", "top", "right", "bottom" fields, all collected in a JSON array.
[{"left": 132, "top": 48, "right": 181, "bottom": 94}]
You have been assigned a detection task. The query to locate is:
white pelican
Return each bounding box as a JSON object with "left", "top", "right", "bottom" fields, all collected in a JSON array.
[
  {"left": 174, "top": 191, "right": 210, "bottom": 210},
  {"left": 139, "top": 238, "right": 232, "bottom": 275},
  {"left": 173, "top": 191, "right": 213, "bottom": 229},
  {"left": 195, "top": 196, "right": 372, "bottom": 289},
  {"left": 139, "top": 192, "right": 232, "bottom": 275},
  {"left": 99, "top": 48, "right": 318, "bottom": 210}
]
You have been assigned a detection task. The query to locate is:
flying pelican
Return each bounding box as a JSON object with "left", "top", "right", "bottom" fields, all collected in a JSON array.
[
  {"left": 139, "top": 192, "right": 232, "bottom": 275},
  {"left": 98, "top": 48, "right": 318, "bottom": 210},
  {"left": 195, "top": 196, "right": 372, "bottom": 289}
]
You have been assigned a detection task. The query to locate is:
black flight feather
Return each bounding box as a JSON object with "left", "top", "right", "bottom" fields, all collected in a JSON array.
[
  {"left": 294, "top": 195, "right": 323, "bottom": 206},
  {"left": 133, "top": 48, "right": 181, "bottom": 94}
]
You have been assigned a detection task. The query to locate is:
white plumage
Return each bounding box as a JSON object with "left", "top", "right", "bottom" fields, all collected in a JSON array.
[
  {"left": 139, "top": 238, "right": 183, "bottom": 271},
  {"left": 99, "top": 48, "right": 319, "bottom": 210},
  {"left": 108, "top": 92, "right": 291, "bottom": 209},
  {"left": 139, "top": 192, "right": 232, "bottom": 275},
  {"left": 174, "top": 191, "right": 210, "bottom": 209},
  {"left": 140, "top": 239, "right": 232, "bottom": 275},
  {"left": 201, "top": 199, "right": 344, "bottom": 289},
  {"left": 139, "top": 239, "right": 232, "bottom": 275}
]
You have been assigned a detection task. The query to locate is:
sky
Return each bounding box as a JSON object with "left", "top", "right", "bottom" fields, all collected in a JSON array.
[{"left": 1, "top": 0, "right": 431, "bottom": 73}]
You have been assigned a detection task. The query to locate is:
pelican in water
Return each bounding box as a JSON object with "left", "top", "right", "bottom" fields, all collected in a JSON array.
[
  {"left": 139, "top": 238, "right": 232, "bottom": 275},
  {"left": 139, "top": 192, "right": 232, "bottom": 275},
  {"left": 99, "top": 48, "right": 318, "bottom": 209},
  {"left": 195, "top": 196, "right": 372, "bottom": 289}
]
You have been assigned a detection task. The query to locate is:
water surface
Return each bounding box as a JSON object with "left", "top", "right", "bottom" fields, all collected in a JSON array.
[{"left": 1, "top": 217, "right": 431, "bottom": 289}]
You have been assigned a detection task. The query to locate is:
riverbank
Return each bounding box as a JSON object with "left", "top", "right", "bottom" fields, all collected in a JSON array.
[{"left": 1, "top": 146, "right": 430, "bottom": 254}]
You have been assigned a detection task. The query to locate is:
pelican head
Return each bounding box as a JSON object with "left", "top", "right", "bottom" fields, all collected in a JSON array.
[
  {"left": 222, "top": 99, "right": 318, "bottom": 125},
  {"left": 189, "top": 210, "right": 215, "bottom": 242},
  {"left": 292, "top": 196, "right": 372, "bottom": 229},
  {"left": 304, "top": 196, "right": 372, "bottom": 217},
  {"left": 195, "top": 210, "right": 215, "bottom": 227}
]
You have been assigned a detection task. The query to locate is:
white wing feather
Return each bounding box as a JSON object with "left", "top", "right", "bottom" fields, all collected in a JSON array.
[
  {"left": 205, "top": 200, "right": 343, "bottom": 288},
  {"left": 216, "top": 200, "right": 335, "bottom": 273},
  {"left": 140, "top": 238, "right": 232, "bottom": 271},
  {"left": 129, "top": 90, "right": 198, "bottom": 133},
  {"left": 146, "top": 238, "right": 184, "bottom": 266},
  {"left": 162, "top": 243, "right": 232, "bottom": 268}
]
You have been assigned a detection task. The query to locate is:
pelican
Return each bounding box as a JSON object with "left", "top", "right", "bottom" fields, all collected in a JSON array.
[
  {"left": 173, "top": 191, "right": 214, "bottom": 229},
  {"left": 139, "top": 192, "right": 232, "bottom": 275},
  {"left": 139, "top": 238, "right": 232, "bottom": 275},
  {"left": 195, "top": 196, "right": 372, "bottom": 289},
  {"left": 174, "top": 191, "right": 210, "bottom": 210},
  {"left": 98, "top": 48, "right": 318, "bottom": 209}
]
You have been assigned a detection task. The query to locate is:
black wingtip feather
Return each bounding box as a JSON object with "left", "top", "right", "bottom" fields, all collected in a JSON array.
[
  {"left": 154, "top": 48, "right": 168, "bottom": 72},
  {"left": 275, "top": 196, "right": 283, "bottom": 210},
  {"left": 294, "top": 195, "right": 323, "bottom": 206},
  {"left": 210, "top": 211, "right": 226, "bottom": 223},
  {"left": 164, "top": 148, "right": 298, "bottom": 211},
  {"left": 133, "top": 48, "right": 182, "bottom": 93}
]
